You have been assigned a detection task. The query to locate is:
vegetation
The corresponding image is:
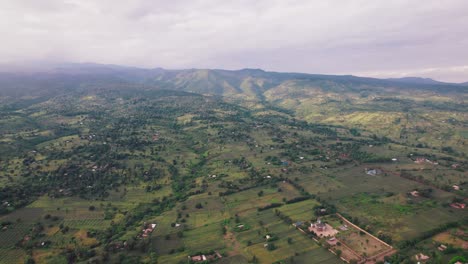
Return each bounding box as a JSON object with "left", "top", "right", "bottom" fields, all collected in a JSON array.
[{"left": 0, "top": 65, "right": 466, "bottom": 263}]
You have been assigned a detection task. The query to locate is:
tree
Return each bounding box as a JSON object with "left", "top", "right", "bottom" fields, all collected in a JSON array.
[
  {"left": 336, "top": 249, "right": 342, "bottom": 257},
  {"left": 266, "top": 243, "right": 277, "bottom": 251}
]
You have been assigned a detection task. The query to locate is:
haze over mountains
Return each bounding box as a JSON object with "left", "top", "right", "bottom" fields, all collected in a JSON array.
[
  {"left": 0, "top": 63, "right": 466, "bottom": 156},
  {"left": 2, "top": 63, "right": 468, "bottom": 83},
  {"left": 1, "top": 1, "right": 467, "bottom": 263},
  {"left": 1, "top": 64, "right": 466, "bottom": 264},
  {"left": 0, "top": 63, "right": 467, "bottom": 99}
]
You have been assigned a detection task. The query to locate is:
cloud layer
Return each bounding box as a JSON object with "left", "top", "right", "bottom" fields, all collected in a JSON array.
[{"left": 1, "top": 0, "right": 468, "bottom": 82}]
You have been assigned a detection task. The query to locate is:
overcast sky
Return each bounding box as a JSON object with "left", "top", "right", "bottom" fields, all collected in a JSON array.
[{"left": 1, "top": 0, "right": 468, "bottom": 82}]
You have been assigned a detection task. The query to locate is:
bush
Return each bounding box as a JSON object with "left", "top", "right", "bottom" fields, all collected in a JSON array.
[{"left": 266, "top": 243, "right": 277, "bottom": 251}]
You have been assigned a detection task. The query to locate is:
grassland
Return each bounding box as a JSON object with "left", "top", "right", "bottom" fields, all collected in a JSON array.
[{"left": 0, "top": 76, "right": 466, "bottom": 263}]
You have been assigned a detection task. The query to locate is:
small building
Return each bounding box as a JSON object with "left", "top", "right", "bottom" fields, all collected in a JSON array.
[
  {"left": 140, "top": 223, "right": 156, "bottom": 238},
  {"left": 450, "top": 203, "right": 466, "bottom": 209},
  {"left": 189, "top": 252, "right": 222, "bottom": 262},
  {"left": 365, "top": 168, "right": 381, "bottom": 176},
  {"left": 437, "top": 244, "right": 447, "bottom": 251},
  {"left": 453, "top": 185, "right": 461, "bottom": 191},
  {"left": 293, "top": 221, "right": 303, "bottom": 227},
  {"left": 415, "top": 253, "right": 430, "bottom": 261},
  {"left": 312, "top": 219, "right": 327, "bottom": 231},
  {"left": 190, "top": 255, "right": 207, "bottom": 262},
  {"left": 308, "top": 219, "right": 338, "bottom": 237},
  {"left": 415, "top": 158, "right": 425, "bottom": 164},
  {"left": 410, "top": 190, "right": 420, "bottom": 197},
  {"left": 327, "top": 237, "right": 338, "bottom": 246}
]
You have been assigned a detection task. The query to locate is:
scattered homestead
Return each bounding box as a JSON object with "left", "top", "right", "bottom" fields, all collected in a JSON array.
[
  {"left": 139, "top": 223, "right": 156, "bottom": 238},
  {"left": 414, "top": 157, "right": 439, "bottom": 165},
  {"left": 308, "top": 218, "right": 338, "bottom": 237},
  {"left": 152, "top": 133, "right": 160, "bottom": 141},
  {"left": 450, "top": 202, "right": 466, "bottom": 209},
  {"left": 437, "top": 244, "right": 447, "bottom": 251},
  {"left": 415, "top": 252, "right": 430, "bottom": 261},
  {"left": 365, "top": 168, "right": 382, "bottom": 176},
  {"left": 0, "top": 70, "right": 467, "bottom": 264},
  {"left": 188, "top": 252, "right": 222, "bottom": 263},
  {"left": 300, "top": 214, "right": 396, "bottom": 264}
]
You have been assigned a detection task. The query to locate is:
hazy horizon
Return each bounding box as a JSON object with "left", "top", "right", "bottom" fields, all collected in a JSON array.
[
  {"left": 1, "top": 61, "right": 468, "bottom": 84},
  {"left": 1, "top": 1, "right": 468, "bottom": 82}
]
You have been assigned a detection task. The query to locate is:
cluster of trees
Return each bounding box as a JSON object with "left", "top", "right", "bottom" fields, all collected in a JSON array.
[
  {"left": 312, "top": 201, "right": 337, "bottom": 216},
  {"left": 258, "top": 203, "right": 283, "bottom": 211},
  {"left": 285, "top": 196, "right": 310, "bottom": 204}
]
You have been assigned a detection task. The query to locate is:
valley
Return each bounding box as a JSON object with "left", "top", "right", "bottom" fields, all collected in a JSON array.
[{"left": 0, "top": 66, "right": 466, "bottom": 264}]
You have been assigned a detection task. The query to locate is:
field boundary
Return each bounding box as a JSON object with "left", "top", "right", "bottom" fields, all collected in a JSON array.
[{"left": 336, "top": 213, "right": 392, "bottom": 248}]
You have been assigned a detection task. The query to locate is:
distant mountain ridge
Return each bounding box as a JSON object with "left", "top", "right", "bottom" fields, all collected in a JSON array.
[
  {"left": 385, "top": 77, "right": 447, "bottom": 85},
  {"left": 0, "top": 63, "right": 466, "bottom": 154},
  {"left": 0, "top": 63, "right": 466, "bottom": 101}
]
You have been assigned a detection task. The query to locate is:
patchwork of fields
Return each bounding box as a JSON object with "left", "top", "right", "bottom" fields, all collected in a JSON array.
[{"left": 0, "top": 81, "right": 466, "bottom": 263}]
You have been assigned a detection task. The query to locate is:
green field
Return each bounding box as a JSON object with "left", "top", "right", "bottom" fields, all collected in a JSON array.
[{"left": 0, "top": 68, "right": 466, "bottom": 263}]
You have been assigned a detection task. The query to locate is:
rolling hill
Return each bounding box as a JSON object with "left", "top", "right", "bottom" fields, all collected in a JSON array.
[
  {"left": 0, "top": 64, "right": 467, "bottom": 154},
  {"left": 0, "top": 63, "right": 467, "bottom": 264}
]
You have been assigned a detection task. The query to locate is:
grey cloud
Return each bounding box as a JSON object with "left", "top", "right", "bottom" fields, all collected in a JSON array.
[{"left": 0, "top": 0, "right": 467, "bottom": 82}]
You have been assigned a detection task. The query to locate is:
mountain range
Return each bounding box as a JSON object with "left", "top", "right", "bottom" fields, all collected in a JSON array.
[
  {"left": 0, "top": 63, "right": 466, "bottom": 154},
  {"left": 0, "top": 63, "right": 466, "bottom": 99}
]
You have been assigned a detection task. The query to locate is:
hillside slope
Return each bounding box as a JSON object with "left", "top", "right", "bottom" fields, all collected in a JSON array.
[{"left": 0, "top": 64, "right": 466, "bottom": 154}]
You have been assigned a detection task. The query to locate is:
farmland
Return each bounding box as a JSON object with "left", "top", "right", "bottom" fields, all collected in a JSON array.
[{"left": 0, "top": 66, "right": 467, "bottom": 263}]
